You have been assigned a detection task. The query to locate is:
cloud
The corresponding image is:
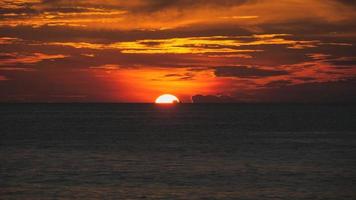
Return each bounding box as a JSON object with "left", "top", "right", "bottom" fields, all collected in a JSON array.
[
  {"left": 337, "top": 0, "right": 356, "bottom": 6},
  {"left": 193, "top": 78, "right": 356, "bottom": 103},
  {"left": 1, "top": 0, "right": 355, "bottom": 30},
  {"left": 0, "top": 0, "right": 356, "bottom": 102},
  {"left": 327, "top": 57, "right": 356, "bottom": 67},
  {"left": 43, "top": 34, "right": 319, "bottom": 55},
  {"left": 263, "top": 80, "right": 292, "bottom": 88},
  {"left": 214, "top": 66, "right": 289, "bottom": 78},
  {"left": 255, "top": 78, "right": 356, "bottom": 103},
  {"left": 0, "top": 75, "right": 8, "bottom": 81},
  {"left": 90, "top": 64, "right": 121, "bottom": 70},
  {"left": 192, "top": 94, "right": 235, "bottom": 103},
  {"left": 0, "top": 67, "right": 35, "bottom": 72},
  {"left": 0, "top": 37, "right": 22, "bottom": 44},
  {"left": 163, "top": 72, "right": 195, "bottom": 81},
  {"left": 0, "top": 52, "right": 68, "bottom": 65}
]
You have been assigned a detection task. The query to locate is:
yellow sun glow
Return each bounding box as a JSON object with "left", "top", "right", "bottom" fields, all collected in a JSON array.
[{"left": 155, "top": 94, "right": 180, "bottom": 104}]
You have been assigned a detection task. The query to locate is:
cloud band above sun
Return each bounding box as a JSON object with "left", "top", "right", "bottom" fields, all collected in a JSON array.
[{"left": 0, "top": 0, "right": 356, "bottom": 102}]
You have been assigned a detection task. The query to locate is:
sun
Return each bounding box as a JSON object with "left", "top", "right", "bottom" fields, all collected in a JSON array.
[{"left": 155, "top": 94, "right": 180, "bottom": 104}]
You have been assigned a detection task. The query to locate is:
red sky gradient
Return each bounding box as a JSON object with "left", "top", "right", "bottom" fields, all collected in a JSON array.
[{"left": 1, "top": 0, "right": 356, "bottom": 102}]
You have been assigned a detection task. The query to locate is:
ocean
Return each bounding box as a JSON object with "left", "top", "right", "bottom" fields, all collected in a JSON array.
[{"left": 1, "top": 104, "right": 355, "bottom": 199}]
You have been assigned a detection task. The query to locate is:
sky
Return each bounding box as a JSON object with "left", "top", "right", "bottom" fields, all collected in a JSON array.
[{"left": 0, "top": 0, "right": 356, "bottom": 103}]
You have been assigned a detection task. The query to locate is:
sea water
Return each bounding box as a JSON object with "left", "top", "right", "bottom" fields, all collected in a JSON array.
[{"left": 1, "top": 104, "right": 355, "bottom": 199}]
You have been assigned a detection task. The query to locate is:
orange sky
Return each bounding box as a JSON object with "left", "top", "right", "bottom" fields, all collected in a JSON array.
[{"left": 0, "top": 0, "right": 356, "bottom": 102}]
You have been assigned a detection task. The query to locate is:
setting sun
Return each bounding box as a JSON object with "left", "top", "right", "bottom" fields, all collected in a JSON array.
[{"left": 155, "top": 94, "right": 180, "bottom": 104}]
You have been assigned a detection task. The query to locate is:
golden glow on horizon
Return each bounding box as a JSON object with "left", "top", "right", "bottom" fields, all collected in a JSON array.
[
  {"left": 155, "top": 94, "right": 180, "bottom": 104},
  {"left": 89, "top": 67, "right": 217, "bottom": 102}
]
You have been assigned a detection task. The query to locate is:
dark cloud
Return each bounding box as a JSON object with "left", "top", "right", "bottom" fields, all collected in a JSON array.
[
  {"left": 165, "top": 73, "right": 182, "bottom": 77},
  {"left": 192, "top": 94, "right": 235, "bottom": 103},
  {"left": 263, "top": 80, "right": 292, "bottom": 88},
  {"left": 255, "top": 78, "right": 356, "bottom": 103},
  {"left": 192, "top": 79, "right": 356, "bottom": 103},
  {"left": 41, "top": 0, "right": 252, "bottom": 12},
  {"left": 337, "top": 0, "right": 356, "bottom": 6},
  {"left": 139, "top": 41, "right": 163, "bottom": 47},
  {"left": 294, "top": 77, "right": 316, "bottom": 81},
  {"left": 164, "top": 73, "right": 195, "bottom": 80},
  {"left": 142, "top": 0, "right": 251, "bottom": 11},
  {"left": 0, "top": 68, "right": 123, "bottom": 102},
  {"left": 0, "top": 6, "right": 97, "bottom": 16},
  {"left": 0, "top": 54, "right": 16, "bottom": 60},
  {"left": 214, "top": 66, "right": 289, "bottom": 78},
  {"left": 0, "top": 25, "right": 252, "bottom": 43},
  {"left": 327, "top": 58, "right": 356, "bottom": 66},
  {"left": 0, "top": 7, "right": 37, "bottom": 15}
]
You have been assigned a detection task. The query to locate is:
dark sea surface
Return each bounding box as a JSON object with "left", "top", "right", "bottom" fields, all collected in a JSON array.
[{"left": 1, "top": 104, "right": 356, "bottom": 199}]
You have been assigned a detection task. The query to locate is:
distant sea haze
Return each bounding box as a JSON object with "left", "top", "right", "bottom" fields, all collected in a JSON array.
[{"left": 1, "top": 104, "right": 356, "bottom": 199}]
